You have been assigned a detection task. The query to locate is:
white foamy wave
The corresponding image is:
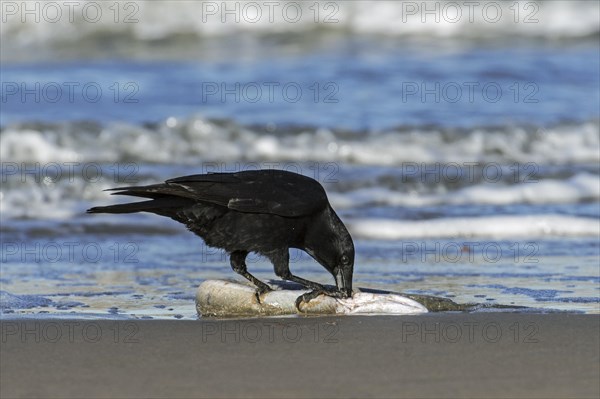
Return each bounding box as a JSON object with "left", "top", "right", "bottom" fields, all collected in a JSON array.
[
  {"left": 347, "top": 215, "right": 600, "bottom": 239},
  {"left": 0, "top": 129, "right": 81, "bottom": 164},
  {"left": 1, "top": 118, "right": 598, "bottom": 166},
  {"left": 446, "top": 173, "right": 600, "bottom": 205},
  {"left": 2, "top": 1, "right": 598, "bottom": 52},
  {"left": 0, "top": 176, "right": 121, "bottom": 220},
  {"left": 329, "top": 173, "right": 600, "bottom": 208}
]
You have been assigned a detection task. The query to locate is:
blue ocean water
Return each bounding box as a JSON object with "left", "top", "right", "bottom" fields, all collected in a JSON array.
[
  {"left": 2, "top": 44, "right": 599, "bottom": 129},
  {"left": 1, "top": 1, "right": 599, "bottom": 317}
]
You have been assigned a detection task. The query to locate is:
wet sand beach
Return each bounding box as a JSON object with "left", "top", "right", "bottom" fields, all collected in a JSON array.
[{"left": 1, "top": 313, "right": 598, "bottom": 399}]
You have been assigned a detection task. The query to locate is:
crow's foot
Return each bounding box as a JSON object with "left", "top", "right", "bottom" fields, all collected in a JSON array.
[
  {"left": 254, "top": 284, "right": 273, "bottom": 304},
  {"left": 295, "top": 288, "right": 346, "bottom": 311}
]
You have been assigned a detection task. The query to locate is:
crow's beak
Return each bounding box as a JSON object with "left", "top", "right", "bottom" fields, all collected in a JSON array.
[{"left": 335, "top": 269, "right": 353, "bottom": 298}]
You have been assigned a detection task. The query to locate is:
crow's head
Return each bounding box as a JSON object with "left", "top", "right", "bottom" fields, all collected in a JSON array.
[{"left": 304, "top": 205, "right": 354, "bottom": 297}]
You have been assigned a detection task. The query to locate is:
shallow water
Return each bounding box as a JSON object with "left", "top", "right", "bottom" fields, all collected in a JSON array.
[{"left": 2, "top": 229, "right": 598, "bottom": 318}]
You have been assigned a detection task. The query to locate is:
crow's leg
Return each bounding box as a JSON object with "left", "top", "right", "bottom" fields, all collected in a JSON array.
[
  {"left": 269, "top": 249, "right": 343, "bottom": 311},
  {"left": 230, "top": 251, "right": 272, "bottom": 302},
  {"left": 270, "top": 250, "right": 327, "bottom": 291}
]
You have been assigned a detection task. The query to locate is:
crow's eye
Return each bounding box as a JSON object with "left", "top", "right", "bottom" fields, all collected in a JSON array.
[{"left": 341, "top": 255, "right": 350, "bottom": 265}]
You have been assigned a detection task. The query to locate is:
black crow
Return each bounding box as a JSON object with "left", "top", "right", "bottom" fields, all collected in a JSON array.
[{"left": 87, "top": 170, "right": 354, "bottom": 305}]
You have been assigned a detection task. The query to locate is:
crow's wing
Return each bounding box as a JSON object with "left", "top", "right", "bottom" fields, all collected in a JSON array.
[
  {"left": 167, "top": 170, "right": 328, "bottom": 217},
  {"left": 110, "top": 170, "right": 328, "bottom": 217}
]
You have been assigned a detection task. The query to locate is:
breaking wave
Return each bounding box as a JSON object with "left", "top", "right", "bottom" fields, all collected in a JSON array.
[
  {"left": 3, "top": 0, "right": 598, "bottom": 50},
  {"left": 2, "top": 118, "right": 598, "bottom": 165}
]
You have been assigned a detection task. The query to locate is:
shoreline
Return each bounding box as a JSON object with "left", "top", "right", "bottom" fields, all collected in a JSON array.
[{"left": 2, "top": 313, "right": 598, "bottom": 398}]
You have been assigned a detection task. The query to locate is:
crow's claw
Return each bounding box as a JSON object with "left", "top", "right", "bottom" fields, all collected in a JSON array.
[
  {"left": 254, "top": 285, "right": 273, "bottom": 304},
  {"left": 295, "top": 288, "right": 346, "bottom": 312}
]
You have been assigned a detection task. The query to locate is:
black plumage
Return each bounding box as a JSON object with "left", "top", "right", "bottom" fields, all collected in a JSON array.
[{"left": 87, "top": 170, "right": 354, "bottom": 302}]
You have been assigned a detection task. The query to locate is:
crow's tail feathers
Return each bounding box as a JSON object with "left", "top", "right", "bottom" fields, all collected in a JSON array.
[
  {"left": 87, "top": 183, "right": 196, "bottom": 214},
  {"left": 87, "top": 201, "right": 155, "bottom": 214},
  {"left": 87, "top": 196, "right": 193, "bottom": 215}
]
